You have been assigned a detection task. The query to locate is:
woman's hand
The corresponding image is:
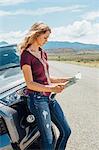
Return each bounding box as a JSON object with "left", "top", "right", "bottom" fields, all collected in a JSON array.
[
  {"left": 50, "top": 77, "right": 72, "bottom": 83},
  {"left": 57, "top": 79, "right": 68, "bottom": 83},
  {"left": 49, "top": 83, "right": 66, "bottom": 93}
]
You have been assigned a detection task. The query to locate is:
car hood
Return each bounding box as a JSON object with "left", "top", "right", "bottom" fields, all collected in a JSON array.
[{"left": 0, "top": 67, "right": 25, "bottom": 96}]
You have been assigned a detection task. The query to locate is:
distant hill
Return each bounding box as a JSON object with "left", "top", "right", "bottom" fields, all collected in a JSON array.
[
  {"left": 43, "top": 41, "right": 99, "bottom": 51},
  {"left": 0, "top": 41, "right": 99, "bottom": 51},
  {"left": 0, "top": 41, "right": 8, "bottom": 46}
]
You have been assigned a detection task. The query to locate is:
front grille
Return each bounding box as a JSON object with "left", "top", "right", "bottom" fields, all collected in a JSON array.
[{"left": 0, "top": 116, "right": 8, "bottom": 135}]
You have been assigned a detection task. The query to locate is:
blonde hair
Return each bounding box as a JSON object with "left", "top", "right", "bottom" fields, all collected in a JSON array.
[{"left": 18, "top": 22, "right": 51, "bottom": 53}]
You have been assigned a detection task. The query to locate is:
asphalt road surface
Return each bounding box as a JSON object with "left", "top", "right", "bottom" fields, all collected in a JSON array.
[{"left": 49, "top": 61, "right": 99, "bottom": 150}]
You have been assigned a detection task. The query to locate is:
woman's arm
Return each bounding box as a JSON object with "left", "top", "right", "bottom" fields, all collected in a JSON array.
[
  {"left": 50, "top": 76, "right": 71, "bottom": 83},
  {"left": 22, "top": 65, "right": 64, "bottom": 93}
]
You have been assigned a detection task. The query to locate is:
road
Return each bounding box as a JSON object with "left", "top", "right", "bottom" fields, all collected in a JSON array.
[{"left": 49, "top": 61, "right": 99, "bottom": 150}]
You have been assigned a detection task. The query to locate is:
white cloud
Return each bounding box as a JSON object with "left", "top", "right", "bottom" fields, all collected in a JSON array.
[
  {"left": 0, "top": 0, "right": 33, "bottom": 6},
  {"left": 0, "top": 20, "right": 99, "bottom": 45},
  {"left": 83, "top": 11, "right": 99, "bottom": 21},
  {"left": 0, "top": 10, "right": 11, "bottom": 16},
  {"left": 0, "top": 5, "right": 85, "bottom": 16},
  {"left": 0, "top": 30, "right": 27, "bottom": 44},
  {"left": 65, "top": 20, "right": 92, "bottom": 37},
  {"left": 50, "top": 20, "right": 99, "bottom": 44}
]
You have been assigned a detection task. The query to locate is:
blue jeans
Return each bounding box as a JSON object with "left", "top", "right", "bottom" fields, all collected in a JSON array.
[{"left": 29, "top": 92, "right": 71, "bottom": 150}]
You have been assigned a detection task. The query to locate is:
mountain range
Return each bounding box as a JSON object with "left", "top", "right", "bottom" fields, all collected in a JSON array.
[
  {"left": 0, "top": 41, "right": 99, "bottom": 51},
  {"left": 43, "top": 41, "right": 99, "bottom": 51}
]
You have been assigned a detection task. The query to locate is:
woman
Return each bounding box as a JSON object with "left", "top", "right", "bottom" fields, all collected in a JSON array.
[{"left": 19, "top": 22, "right": 71, "bottom": 150}]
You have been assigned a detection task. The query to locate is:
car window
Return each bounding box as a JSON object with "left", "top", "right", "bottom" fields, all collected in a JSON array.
[{"left": 0, "top": 45, "right": 20, "bottom": 69}]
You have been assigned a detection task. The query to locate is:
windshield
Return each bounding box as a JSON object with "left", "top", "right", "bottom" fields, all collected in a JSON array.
[{"left": 0, "top": 44, "right": 20, "bottom": 71}]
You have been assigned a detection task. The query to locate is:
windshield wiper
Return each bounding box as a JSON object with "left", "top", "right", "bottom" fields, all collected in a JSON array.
[{"left": 0, "top": 64, "right": 20, "bottom": 71}]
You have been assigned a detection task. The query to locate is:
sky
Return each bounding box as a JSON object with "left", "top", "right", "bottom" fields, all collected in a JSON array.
[{"left": 0, "top": 0, "right": 99, "bottom": 45}]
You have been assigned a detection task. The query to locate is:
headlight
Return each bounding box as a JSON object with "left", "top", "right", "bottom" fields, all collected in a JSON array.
[{"left": 1, "top": 88, "right": 26, "bottom": 105}]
